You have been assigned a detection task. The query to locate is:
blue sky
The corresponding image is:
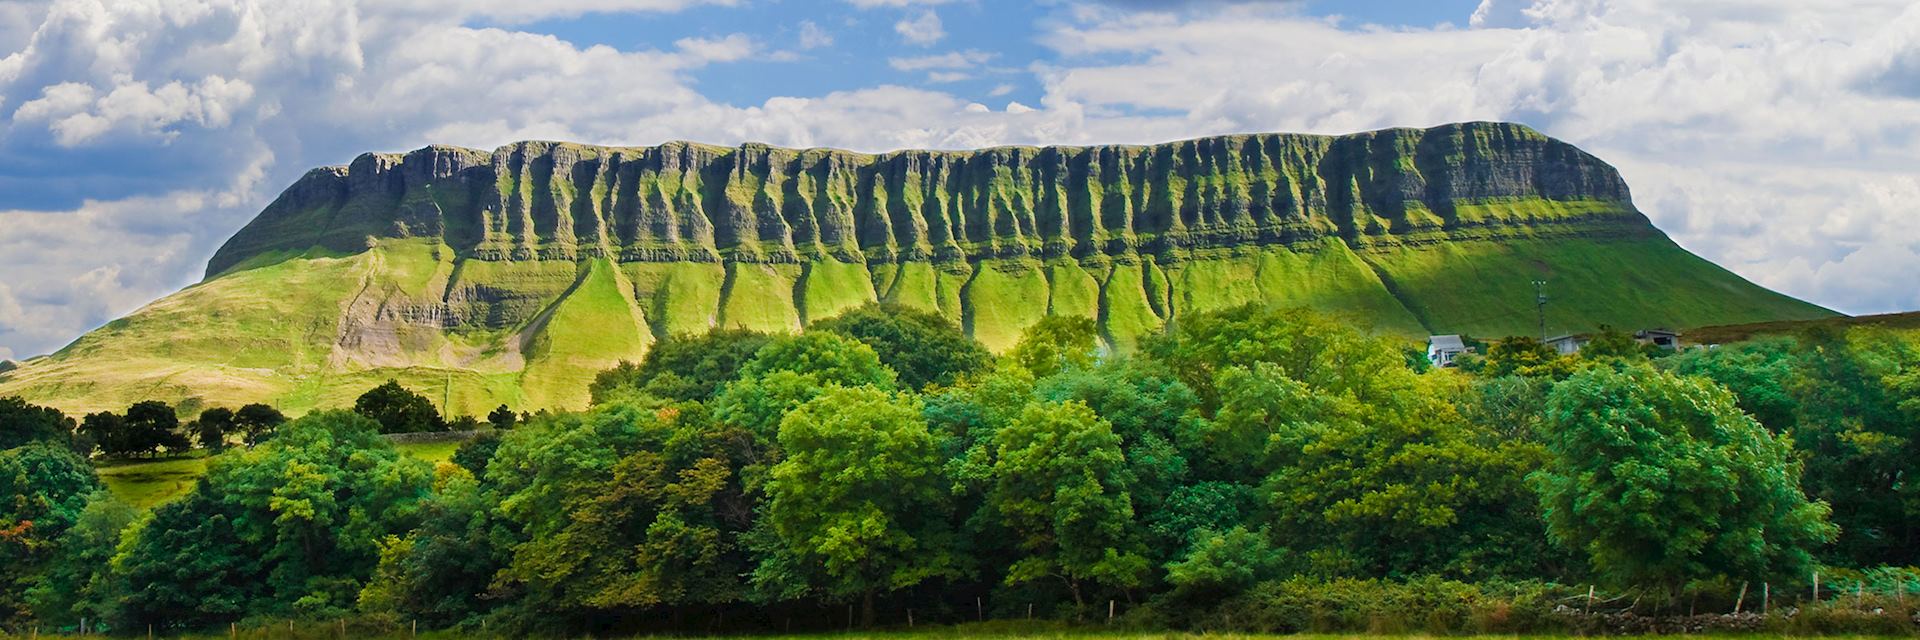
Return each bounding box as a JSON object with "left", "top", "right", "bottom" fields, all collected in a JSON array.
[
  {"left": 1, "top": 0, "right": 1918, "bottom": 359},
  {"left": 500, "top": 1, "right": 1488, "bottom": 115}
]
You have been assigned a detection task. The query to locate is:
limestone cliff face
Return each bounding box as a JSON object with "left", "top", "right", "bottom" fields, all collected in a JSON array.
[
  {"left": 207, "top": 122, "right": 1643, "bottom": 277},
  {"left": 1, "top": 121, "right": 1835, "bottom": 416}
]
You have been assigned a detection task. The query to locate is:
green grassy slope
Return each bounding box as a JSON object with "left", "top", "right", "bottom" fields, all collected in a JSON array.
[
  {"left": 801, "top": 259, "right": 879, "bottom": 324},
  {"left": 625, "top": 262, "right": 726, "bottom": 337},
  {"left": 1685, "top": 310, "right": 1920, "bottom": 345},
  {"left": 518, "top": 258, "right": 652, "bottom": 409},
  {"left": 964, "top": 261, "right": 1052, "bottom": 352},
  {"left": 1361, "top": 236, "right": 1832, "bottom": 338},
  {"left": 0, "top": 233, "right": 1834, "bottom": 417},
  {"left": 720, "top": 262, "right": 803, "bottom": 333}
]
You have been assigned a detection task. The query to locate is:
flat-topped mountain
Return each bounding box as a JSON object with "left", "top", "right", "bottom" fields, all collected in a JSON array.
[
  {"left": 0, "top": 123, "right": 1832, "bottom": 415},
  {"left": 208, "top": 122, "right": 1634, "bottom": 275}
]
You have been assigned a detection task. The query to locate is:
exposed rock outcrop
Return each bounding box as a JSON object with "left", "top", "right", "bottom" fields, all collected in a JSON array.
[{"left": 207, "top": 122, "right": 1644, "bottom": 277}]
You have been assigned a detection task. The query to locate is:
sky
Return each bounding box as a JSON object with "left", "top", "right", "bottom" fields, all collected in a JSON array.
[{"left": 0, "top": 0, "right": 1917, "bottom": 360}]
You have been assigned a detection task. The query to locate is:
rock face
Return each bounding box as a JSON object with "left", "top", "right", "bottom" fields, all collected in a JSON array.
[
  {"left": 0, "top": 123, "right": 1834, "bottom": 416},
  {"left": 209, "top": 122, "right": 1639, "bottom": 277}
]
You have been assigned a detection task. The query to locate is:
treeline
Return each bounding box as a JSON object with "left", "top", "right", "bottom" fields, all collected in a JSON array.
[
  {"left": 18, "top": 379, "right": 524, "bottom": 462},
  {"left": 1, "top": 304, "right": 1916, "bottom": 635}
]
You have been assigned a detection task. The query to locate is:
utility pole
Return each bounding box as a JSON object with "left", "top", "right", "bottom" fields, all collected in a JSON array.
[{"left": 1532, "top": 280, "right": 1548, "bottom": 341}]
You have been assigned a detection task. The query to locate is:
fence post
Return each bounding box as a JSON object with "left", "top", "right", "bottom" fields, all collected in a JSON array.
[
  {"left": 908, "top": 608, "right": 914, "bottom": 628},
  {"left": 1108, "top": 599, "right": 1115, "bottom": 624},
  {"left": 1585, "top": 585, "right": 1595, "bottom": 614},
  {"left": 1027, "top": 603, "right": 1033, "bottom": 620},
  {"left": 1813, "top": 572, "right": 1820, "bottom": 603},
  {"left": 976, "top": 596, "right": 983, "bottom": 621},
  {"left": 1855, "top": 581, "right": 1863, "bottom": 608},
  {"left": 231, "top": 622, "right": 236, "bottom": 639},
  {"left": 1763, "top": 582, "right": 1770, "bottom": 615},
  {"left": 1735, "top": 581, "right": 1748, "bottom": 615}
]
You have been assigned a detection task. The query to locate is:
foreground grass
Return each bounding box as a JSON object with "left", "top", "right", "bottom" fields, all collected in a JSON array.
[
  {"left": 97, "top": 440, "right": 466, "bottom": 509},
  {"left": 4, "top": 627, "right": 1911, "bottom": 640}
]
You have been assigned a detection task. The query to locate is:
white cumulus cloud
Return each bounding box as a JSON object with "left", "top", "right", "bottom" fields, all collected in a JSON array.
[{"left": 894, "top": 10, "right": 945, "bottom": 46}]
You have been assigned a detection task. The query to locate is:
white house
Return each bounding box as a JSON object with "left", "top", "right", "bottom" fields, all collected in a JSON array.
[
  {"left": 1427, "top": 335, "right": 1469, "bottom": 368},
  {"left": 1546, "top": 334, "right": 1588, "bottom": 356}
]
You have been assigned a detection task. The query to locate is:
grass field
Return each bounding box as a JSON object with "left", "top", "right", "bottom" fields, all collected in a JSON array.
[
  {"left": 5, "top": 625, "right": 1908, "bottom": 640},
  {"left": 1685, "top": 311, "right": 1920, "bottom": 345},
  {"left": 95, "top": 455, "right": 210, "bottom": 511},
  {"left": 97, "top": 440, "right": 466, "bottom": 510}
]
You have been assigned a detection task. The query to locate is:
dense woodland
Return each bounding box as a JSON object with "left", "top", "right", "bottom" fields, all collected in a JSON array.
[{"left": 2, "top": 304, "right": 1918, "bottom": 635}]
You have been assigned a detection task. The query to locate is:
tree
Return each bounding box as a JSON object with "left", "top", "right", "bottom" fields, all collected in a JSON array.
[
  {"left": 78, "top": 411, "right": 125, "bottom": 457},
  {"left": 1035, "top": 361, "right": 1204, "bottom": 561},
  {"left": 0, "top": 396, "right": 75, "bottom": 451},
  {"left": 1143, "top": 305, "right": 1404, "bottom": 408},
  {"left": 358, "top": 465, "right": 508, "bottom": 628},
  {"left": 195, "top": 407, "right": 235, "bottom": 451},
  {"left": 487, "top": 404, "right": 516, "bottom": 430},
  {"left": 0, "top": 443, "right": 101, "bottom": 624},
  {"left": 1456, "top": 375, "right": 1555, "bottom": 440},
  {"left": 986, "top": 400, "right": 1147, "bottom": 607},
  {"left": 123, "top": 400, "right": 188, "bottom": 456},
  {"left": 1223, "top": 361, "right": 1552, "bottom": 579},
  {"left": 1579, "top": 326, "right": 1650, "bottom": 361},
  {"left": 233, "top": 403, "right": 286, "bottom": 445},
  {"left": 26, "top": 492, "right": 136, "bottom": 628},
  {"left": 1164, "top": 527, "right": 1287, "bottom": 604},
  {"left": 116, "top": 411, "right": 434, "bottom": 627},
  {"left": 1534, "top": 365, "right": 1836, "bottom": 598},
  {"left": 449, "top": 432, "right": 501, "bottom": 477},
  {"left": 589, "top": 328, "right": 772, "bottom": 404},
  {"left": 812, "top": 303, "right": 993, "bottom": 389},
  {"left": 710, "top": 333, "right": 901, "bottom": 444},
  {"left": 1776, "top": 327, "right": 1920, "bottom": 566},
  {"left": 354, "top": 380, "right": 446, "bottom": 434},
  {"left": 1481, "top": 336, "right": 1573, "bottom": 378},
  {"left": 754, "top": 387, "right": 955, "bottom": 626},
  {"left": 1009, "top": 316, "right": 1100, "bottom": 379},
  {"left": 738, "top": 332, "right": 897, "bottom": 389},
  {"left": 1662, "top": 337, "right": 1799, "bottom": 432}
]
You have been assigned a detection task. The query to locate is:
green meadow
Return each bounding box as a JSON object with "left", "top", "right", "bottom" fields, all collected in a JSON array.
[{"left": 97, "top": 440, "right": 464, "bottom": 510}]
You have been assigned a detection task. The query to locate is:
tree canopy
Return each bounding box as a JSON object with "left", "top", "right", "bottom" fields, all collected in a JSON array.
[
  {"left": 354, "top": 380, "right": 447, "bottom": 434},
  {"left": 1534, "top": 365, "right": 1836, "bottom": 596}
]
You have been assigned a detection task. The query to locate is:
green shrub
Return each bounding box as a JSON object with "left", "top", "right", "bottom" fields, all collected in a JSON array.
[{"left": 1180, "top": 576, "right": 1574, "bottom": 634}]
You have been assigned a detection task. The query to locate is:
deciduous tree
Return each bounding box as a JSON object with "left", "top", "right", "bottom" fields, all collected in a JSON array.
[
  {"left": 1535, "top": 365, "right": 1835, "bottom": 598},
  {"left": 754, "top": 387, "right": 955, "bottom": 626},
  {"left": 987, "top": 400, "right": 1147, "bottom": 607},
  {"left": 355, "top": 380, "right": 446, "bottom": 434}
]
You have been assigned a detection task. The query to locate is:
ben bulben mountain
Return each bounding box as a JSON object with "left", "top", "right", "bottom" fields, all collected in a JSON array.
[{"left": 0, "top": 122, "right": 1829, "bottom": 414}]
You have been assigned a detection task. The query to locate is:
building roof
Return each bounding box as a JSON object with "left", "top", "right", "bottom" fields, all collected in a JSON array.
[{"left": 1428, "top": 334, "right": 1466, "bottom": 351}]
